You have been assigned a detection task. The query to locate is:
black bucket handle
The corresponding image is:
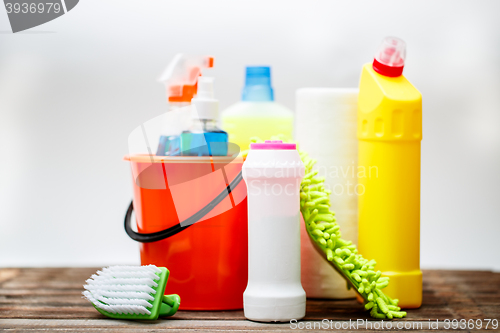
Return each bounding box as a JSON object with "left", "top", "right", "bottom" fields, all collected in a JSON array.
[{"left": 124, "top": 171, "right": 243, "bottom": 243}]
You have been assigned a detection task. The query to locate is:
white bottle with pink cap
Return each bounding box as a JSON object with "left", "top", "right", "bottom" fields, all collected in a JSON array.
[{"left": 242, "top": 140, "right": 306, "bottom": 322}]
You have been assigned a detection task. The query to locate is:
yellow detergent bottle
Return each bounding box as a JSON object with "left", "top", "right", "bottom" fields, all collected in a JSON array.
[
  {"left": 357, "top": 37, "right": 422, "bottom": 308},
  {"left": 221, "top": 67, "right": 294, "bottom": 151}
]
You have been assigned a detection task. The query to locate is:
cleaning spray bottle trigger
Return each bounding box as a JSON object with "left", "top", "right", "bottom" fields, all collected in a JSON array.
[
  {"left": 158, "top": 53, "right": 214, "bottom": 103},
  {"left": 156, "top": 54, "right": 214, "bottom": 156}
]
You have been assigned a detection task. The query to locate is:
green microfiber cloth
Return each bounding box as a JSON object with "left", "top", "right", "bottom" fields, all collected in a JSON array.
[{"left": 243, "top": 136, "right": 406, "bottom": 320}]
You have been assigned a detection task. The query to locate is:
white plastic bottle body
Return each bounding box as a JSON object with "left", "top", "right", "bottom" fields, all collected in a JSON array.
[{"left": 242, "top": 148, "right": 305, "bottom": 322}]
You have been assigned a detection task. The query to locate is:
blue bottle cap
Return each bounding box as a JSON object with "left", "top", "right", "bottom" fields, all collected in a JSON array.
[{"left": 242, "top": 66, "right": 274, "bottom": 102}]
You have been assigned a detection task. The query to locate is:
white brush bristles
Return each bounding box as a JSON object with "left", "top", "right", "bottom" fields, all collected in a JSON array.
[{"left": 82, "top": 265, "right": 162, "bottom": 315}]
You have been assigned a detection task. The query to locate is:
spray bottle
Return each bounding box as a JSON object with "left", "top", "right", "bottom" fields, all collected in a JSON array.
[
  {"left": 357, "top": 37, "right": 422, "bottom": 308},
  {"left": 181, "top": 77, "right": 228, "bottom": 156},
  {"left": 156, "top": 54, "right": 214, "bottom": 156}
]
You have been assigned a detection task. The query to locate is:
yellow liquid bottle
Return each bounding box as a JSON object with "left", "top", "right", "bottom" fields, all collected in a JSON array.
[
  {"left": 221, "top": 67, "right": 294, "bottom": 151},
  {"left": 357, "top": 37, "right": 422, "bottom": 308},
  {"left": 222, "top": 102, "right": 293, "bottom": 151}
]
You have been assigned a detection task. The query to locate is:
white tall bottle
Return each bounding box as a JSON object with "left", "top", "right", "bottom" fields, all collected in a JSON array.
[{"left": 242, "top": 140, "right": 306, "bottom": 322}]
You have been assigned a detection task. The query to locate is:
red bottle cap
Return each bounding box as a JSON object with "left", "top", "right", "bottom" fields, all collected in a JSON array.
[{"left": 372, "top": 37, "right": 406, "bottom": 77}]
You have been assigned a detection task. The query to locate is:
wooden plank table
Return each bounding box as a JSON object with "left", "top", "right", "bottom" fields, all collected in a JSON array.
[{"left": 0, "top": 269, "right": 498, "bottom": 331}]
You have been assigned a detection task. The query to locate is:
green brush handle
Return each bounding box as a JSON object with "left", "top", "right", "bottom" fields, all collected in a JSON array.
[{"left": 159, "top": 294, "right": 181, "bottom": 317}]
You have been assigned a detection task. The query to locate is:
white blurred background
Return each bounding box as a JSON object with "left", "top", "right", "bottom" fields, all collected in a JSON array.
[{"left": 1, "top": 0, "right": 499, "bottom": 270}]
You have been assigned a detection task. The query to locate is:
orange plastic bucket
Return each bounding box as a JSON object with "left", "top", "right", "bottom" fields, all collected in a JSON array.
[{"left": 124, "top": 154, "right": 248, "bottom": 310}]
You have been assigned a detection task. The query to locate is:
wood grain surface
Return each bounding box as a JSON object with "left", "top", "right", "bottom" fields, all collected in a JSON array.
[{"left": 0, "top": 268, "right": 498, "bottom": 331}]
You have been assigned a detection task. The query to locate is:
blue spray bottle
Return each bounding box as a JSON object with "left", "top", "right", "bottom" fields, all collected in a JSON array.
[{"left": 181, "top": 77, "right": 228, "bottom": 156}]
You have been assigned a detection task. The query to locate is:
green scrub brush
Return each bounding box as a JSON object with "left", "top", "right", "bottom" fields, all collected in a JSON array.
[
  {"left": 82, "top": 265, "right": 180, "bottom": 320},
  {"left": 245, "top": 136, "right": 407, "bottom": 320}
]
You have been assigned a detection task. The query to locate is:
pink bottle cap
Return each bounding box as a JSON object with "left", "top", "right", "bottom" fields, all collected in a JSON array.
[{"left": 250, "top": 140, "right": 296, "bottom": 150}]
